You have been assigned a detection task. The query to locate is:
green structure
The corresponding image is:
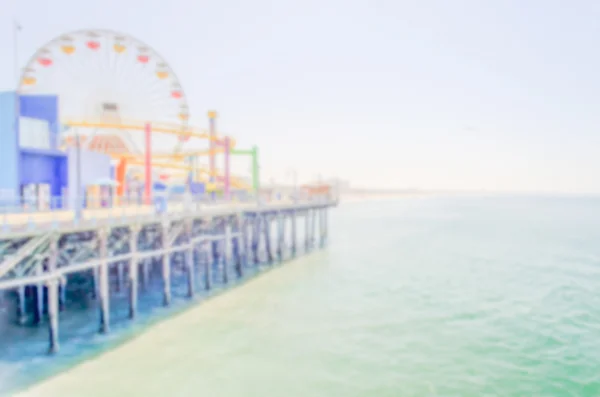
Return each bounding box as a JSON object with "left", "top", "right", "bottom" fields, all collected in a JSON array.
[{"left": 231, "top": 145, "right": 259, "bottom": 194}]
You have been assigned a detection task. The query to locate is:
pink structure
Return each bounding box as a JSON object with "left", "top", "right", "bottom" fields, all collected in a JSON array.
[
  {"left": 208, "top": 112, "right": 216, "bottom": 197},
  {"left": 207, "top": 111, "right": 232, "bottom": 201}
]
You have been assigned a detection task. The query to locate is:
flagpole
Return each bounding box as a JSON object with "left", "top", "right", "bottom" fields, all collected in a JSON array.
[
  {"left": 13, "top": 20, "right": 21, "bottom": 205},
  {"left": 2, "top": 20, "right": 20, "bottom": 310},
  {"left": 13, "top": 20, "right": 19, "bottom": 88}
]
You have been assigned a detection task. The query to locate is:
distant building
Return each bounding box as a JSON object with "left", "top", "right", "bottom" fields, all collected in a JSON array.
[{"left": 304, "top": 178, "right": 349, "bottom": 191}]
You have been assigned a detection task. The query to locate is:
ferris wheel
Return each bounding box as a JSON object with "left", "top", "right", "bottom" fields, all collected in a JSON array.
[{"left": 18, "top": 29, "right": 191, "bottom": 156}]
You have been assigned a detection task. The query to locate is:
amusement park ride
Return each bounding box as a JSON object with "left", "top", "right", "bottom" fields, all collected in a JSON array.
[{"left": 16, "top": 29, "right": 259, "bottom": 204}]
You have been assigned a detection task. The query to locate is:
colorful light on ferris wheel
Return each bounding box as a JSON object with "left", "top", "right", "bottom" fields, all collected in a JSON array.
[
  {"left": 171, "top": 91, "right": 182, "bottom": 99},
  {"left": 137, "top": 46, "right": 150, "bottom": 63},
  {"left": 61, "top": 45, "right": 75, "bottom": 54},
  {"left": 87, "top": 41, "right": 100, "bottom": 50},
  {"left": 22, "top": 76, "right": 36, "bottom": 86},
  {"left": 38, "top": 57, "right": 52, "bottom": 67},
  {"left": 156, "top": 62, "right": 168, "bottom": 79},
  {"left": 113, "top": 44, "right": 126, "bottom": 53},
  {"left": 114, "top": 35, "right": 127, "bottom": 53},
  {"left": 60, "top": 35, "right": 75, "bottom": 54}
]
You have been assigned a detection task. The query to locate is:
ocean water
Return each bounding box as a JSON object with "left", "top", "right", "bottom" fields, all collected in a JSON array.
[{"left": 14, "top": 196, "right": 600, "bottom": 396}]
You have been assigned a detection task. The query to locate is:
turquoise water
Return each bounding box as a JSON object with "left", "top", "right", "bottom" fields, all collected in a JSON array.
[{"left": 14, "top": 197, "right": 600, "bottom": 396}]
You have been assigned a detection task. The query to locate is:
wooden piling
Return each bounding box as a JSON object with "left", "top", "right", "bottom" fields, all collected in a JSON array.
[
  {"left": 304, "top": 210, "right": 310, "bottom": 251},
  {"left": 186, "top": 220, "right": 195, "bottom": 298},
  {"left": 98, "top": 227, "right": 110, "bottom": 334},
  {"left": 35, "top": 263, "right": 43, "bottom": 324},
  {"left": 128, "top": 225, "right": 139, "bottom": 319},
  {"left": 204, "top": 241, "right": 212, "bottom": 290},
  {"left": 311, "top": 208, "right": 317, "bottom": 248},
  {"left": 223, "top": 219, "right": 230, "bottom": 284},
  {"left": 234, "top": 215, "right": 243, "bottom": 278},
  {"left": 277, "top": 212, "right": 284, "bottom": 261},
  {"left": 204, "top": 218, "right": 212, "bottom": 290},
  {"left": 47, "top": 234, "right": 59, "bottom": 354},
  {"left": 291, "top": 209, "right": 297, "bottom": 256},
  {"left": 264, "top": 214, "right": 273, "bottom": 264},
  {"left": 252, "top": 215, "right": 260, "bottom": 265},
  {"left": 161, "top": 221, "right": 171, "bottom": 306},
  {"left": 17, "top": 286, "right": 26, "bottom": 325}
]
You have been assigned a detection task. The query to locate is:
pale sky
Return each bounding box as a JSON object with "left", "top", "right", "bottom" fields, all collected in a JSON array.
[{"left": 2, "top": 0, "right": 600, "bottom": 193}]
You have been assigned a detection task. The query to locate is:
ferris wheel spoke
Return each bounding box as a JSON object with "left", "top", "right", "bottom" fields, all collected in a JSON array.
[
  {"left": 121, "top": 64, "right": 157, "bottom": 117},
  {"left": 145, "top": 87, "right": 173, "bottom": 107},
  {"left": 112, "top": 34, "right": 131, "bottom": 87},
  {"left": 53, "top": 40, "right": 83, "bottom": 104},
  {"left": 103, "top": 35, "right": 113, "bottom": 76},
  {"left": 146, "top": 78, "right": 169, "bottom": 99},
  {"left": 112, "top": 40, "right": 132, "bottom": 94},
  {"left": 120, "top": 58, "right": 145, "bottom": 100},
  {"left": 114, "top": 49, "right": 136, "bottom": 97}
]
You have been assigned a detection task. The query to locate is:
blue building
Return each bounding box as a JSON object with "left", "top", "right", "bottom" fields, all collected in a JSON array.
[{"left": 0, "top": 92, "right": 112, "bottom": 210}]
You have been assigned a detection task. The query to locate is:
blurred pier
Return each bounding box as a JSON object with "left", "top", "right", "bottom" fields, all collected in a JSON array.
[{"left": 0, "top": 196, "right": 337, "bottom": 355}]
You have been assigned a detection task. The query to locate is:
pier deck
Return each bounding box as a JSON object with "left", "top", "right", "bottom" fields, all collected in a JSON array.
[{"left": 0, "top": 200, "right": 301, "bottom": 236}]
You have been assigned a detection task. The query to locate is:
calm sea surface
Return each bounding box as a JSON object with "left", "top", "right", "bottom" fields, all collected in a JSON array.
[{"left": 15, "top": 196, "right": 600, "bottom": 396}]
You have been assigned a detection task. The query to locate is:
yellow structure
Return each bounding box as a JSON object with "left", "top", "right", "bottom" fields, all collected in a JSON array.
[{"left": 61, "top": 118, "right": 251, "bottom": 194}]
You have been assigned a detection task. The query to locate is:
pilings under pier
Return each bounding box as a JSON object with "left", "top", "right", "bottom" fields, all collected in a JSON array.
[{"left": 0, "top": 200, "right": 336, "bottom": 355}]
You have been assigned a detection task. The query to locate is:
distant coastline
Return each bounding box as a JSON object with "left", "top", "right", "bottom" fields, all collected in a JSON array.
[
  {"left": 260, "top": 183, "right": 579, "bottom": 203},
  {"left": 338, "top": 189, "right": 431, "bottom": 204}
]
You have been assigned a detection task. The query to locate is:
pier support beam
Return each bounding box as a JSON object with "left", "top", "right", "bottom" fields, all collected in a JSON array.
[
  {"left": 276, "top": 212, "right": 284, "bottom": 262},
  {"left": 186, "top": 221, "right": 195, "bottom": 298},
  {"left": 291, "top": 209, "right": 297, "bottom": 257},
  {"left": 241, "top": 217, "right": 249, "bottom": 269},
  {"left": 304, "top": 210, "right": 310, "bottom": 252},
  {"left": 223, "top": 219, "right": 230, "bottom": 284},
  {"left": 161, "top": 221, "right": 171, "bottom": 306},
  {"left": 234, "top": 215, "right": 243, "bottom": 278},
  {"left": 264, "top": 214, "right": 273, "bottom": 264},
  {"left": 98, "top": 228, "right": 110, "bottom": 334},
  {"left": 128, "top": 225, "right": 140, "bottom": 319},
  {"left": 204, "top": 218, "right": 212, "bottom": 291},
  {"left": 311, "top": 207, "right": 317, "bottom": 249},
  {"left": 47, "top": 234, "right": 59, "bottom": 354},
  {"left": 320, "top": 207, "right": 328, "bottom": 247},
  {"left": 252, "top": 215, "right": 260, "bottom": 265},
  {"left": 211, "top": 219, "right": 219, "bottom": 273},
  {"left": 324, "top": 207, "right": 329, "bottom": 244},
  {"left": 35, "top": 263, "right": 44, "bottom": 324},
  {"left": 17, "top": 286, "right": 26, "bottom": 325},
  {"left": 140, "top": 227, "right": 151, "bottom": 291},
  {"left": 204, "top": 241, "right": 212, "bottom": 290}
]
